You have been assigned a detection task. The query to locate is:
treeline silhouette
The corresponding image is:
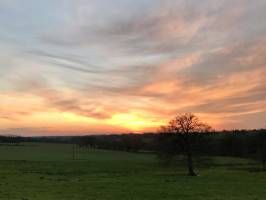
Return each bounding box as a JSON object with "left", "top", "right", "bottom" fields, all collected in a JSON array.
[
  {"left": 0, "top": 135, "right": 23, "bottom": 145},
  {"left": 1, "top": 129, "right": 266, "bottom": 169},
  {"left": 70, "top": 129, "right": 266, "bottom": 169}
]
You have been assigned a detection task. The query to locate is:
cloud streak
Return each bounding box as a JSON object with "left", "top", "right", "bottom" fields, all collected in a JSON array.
[{"left": 1, "top": 0, "right": 266, "bottom": 135}]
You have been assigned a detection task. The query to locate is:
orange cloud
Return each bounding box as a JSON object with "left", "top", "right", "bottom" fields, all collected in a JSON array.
[{"left": 1, "top": 1, "right": 266, "bottom": 135}]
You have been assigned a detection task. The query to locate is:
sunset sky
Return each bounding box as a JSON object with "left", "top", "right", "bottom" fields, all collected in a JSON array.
[{"left": 1, "top": 0, "right": 266, "bottom": 136}]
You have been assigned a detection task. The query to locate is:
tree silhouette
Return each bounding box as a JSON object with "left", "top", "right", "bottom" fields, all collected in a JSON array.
[{"left": 160, "top": 113, "right": 211, "bottom": 176}]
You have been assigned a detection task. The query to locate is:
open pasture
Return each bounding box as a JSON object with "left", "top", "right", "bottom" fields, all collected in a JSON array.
[{"left": 0, "top": 143, "right": 265, "bottom": 200}]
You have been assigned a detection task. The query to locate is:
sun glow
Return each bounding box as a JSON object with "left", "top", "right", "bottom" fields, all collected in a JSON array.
[{"left": 106, "top": 113, "right": 163, "bottom": 132}]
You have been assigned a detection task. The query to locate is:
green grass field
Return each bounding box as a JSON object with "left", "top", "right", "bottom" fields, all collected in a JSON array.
[{"left": 0, "top": 143, "right": 265, "bottom": 200}]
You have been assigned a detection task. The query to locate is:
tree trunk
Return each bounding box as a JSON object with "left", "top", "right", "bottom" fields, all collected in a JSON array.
[
  {"left": 185, "top": 139, "right": 197, "bottom": 176},
  {"left": 186, "top": 149, "right": 197, "bottom": 176},
  {"left": 262, "top": 159, "right": 266, "bottom": 171}
]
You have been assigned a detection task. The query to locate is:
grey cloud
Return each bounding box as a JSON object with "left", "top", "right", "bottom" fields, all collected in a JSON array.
[
  {"left": 26, "top": 49, "right": 105, "bottom": 74},
  {"left": 34, "top": 0, "right": 266, "bottom": 92},
  {"left": 181, "top": 37, "right": 266, "bottom": 85},
  {"left": 25, "top": 47, "right": 160, "bottom": 92},
  {"left": 40, "top": 0, "right": 266, "bottom": 57},
  {"left": 39, "top": 1, "right": 205, "bottom": 57}
]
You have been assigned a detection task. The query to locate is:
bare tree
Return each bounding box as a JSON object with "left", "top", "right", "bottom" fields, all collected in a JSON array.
[{"left": 160, "top": 113, "right": 211, "bottom": 176}]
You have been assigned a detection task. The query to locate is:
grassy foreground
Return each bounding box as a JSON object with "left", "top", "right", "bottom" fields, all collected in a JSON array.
[{"left": 0, "top": 143, "right": 265, "bottom": 200}]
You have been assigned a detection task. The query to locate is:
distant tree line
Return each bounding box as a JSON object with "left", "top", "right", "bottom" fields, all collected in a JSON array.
[
  {"left": 1, "top": 123, "right": 266, "bottom": 173},
  {"left": 72, "top": 134, "right": 155, "bottom": 153},
  {"left": 1, "top": 130, "right": 265, "bottom": 164},
  {"left": 40, "top": 128, "right": 265, "bottom": 171},
  {"left": 71, "top": 128, "right": 266, "bottom": 172},
  {"left": 0, "top": 135, "right": 23, "bottom": 145}
]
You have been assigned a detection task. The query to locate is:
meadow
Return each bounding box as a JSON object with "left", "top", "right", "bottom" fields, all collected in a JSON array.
[{"left": 0, "top": 143, "right": 265, "bottom": 200}]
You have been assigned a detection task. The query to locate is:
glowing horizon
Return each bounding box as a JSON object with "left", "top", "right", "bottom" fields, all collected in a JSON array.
[{"left": 1, "top": 0, "right": 266, "bottom": 136}]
